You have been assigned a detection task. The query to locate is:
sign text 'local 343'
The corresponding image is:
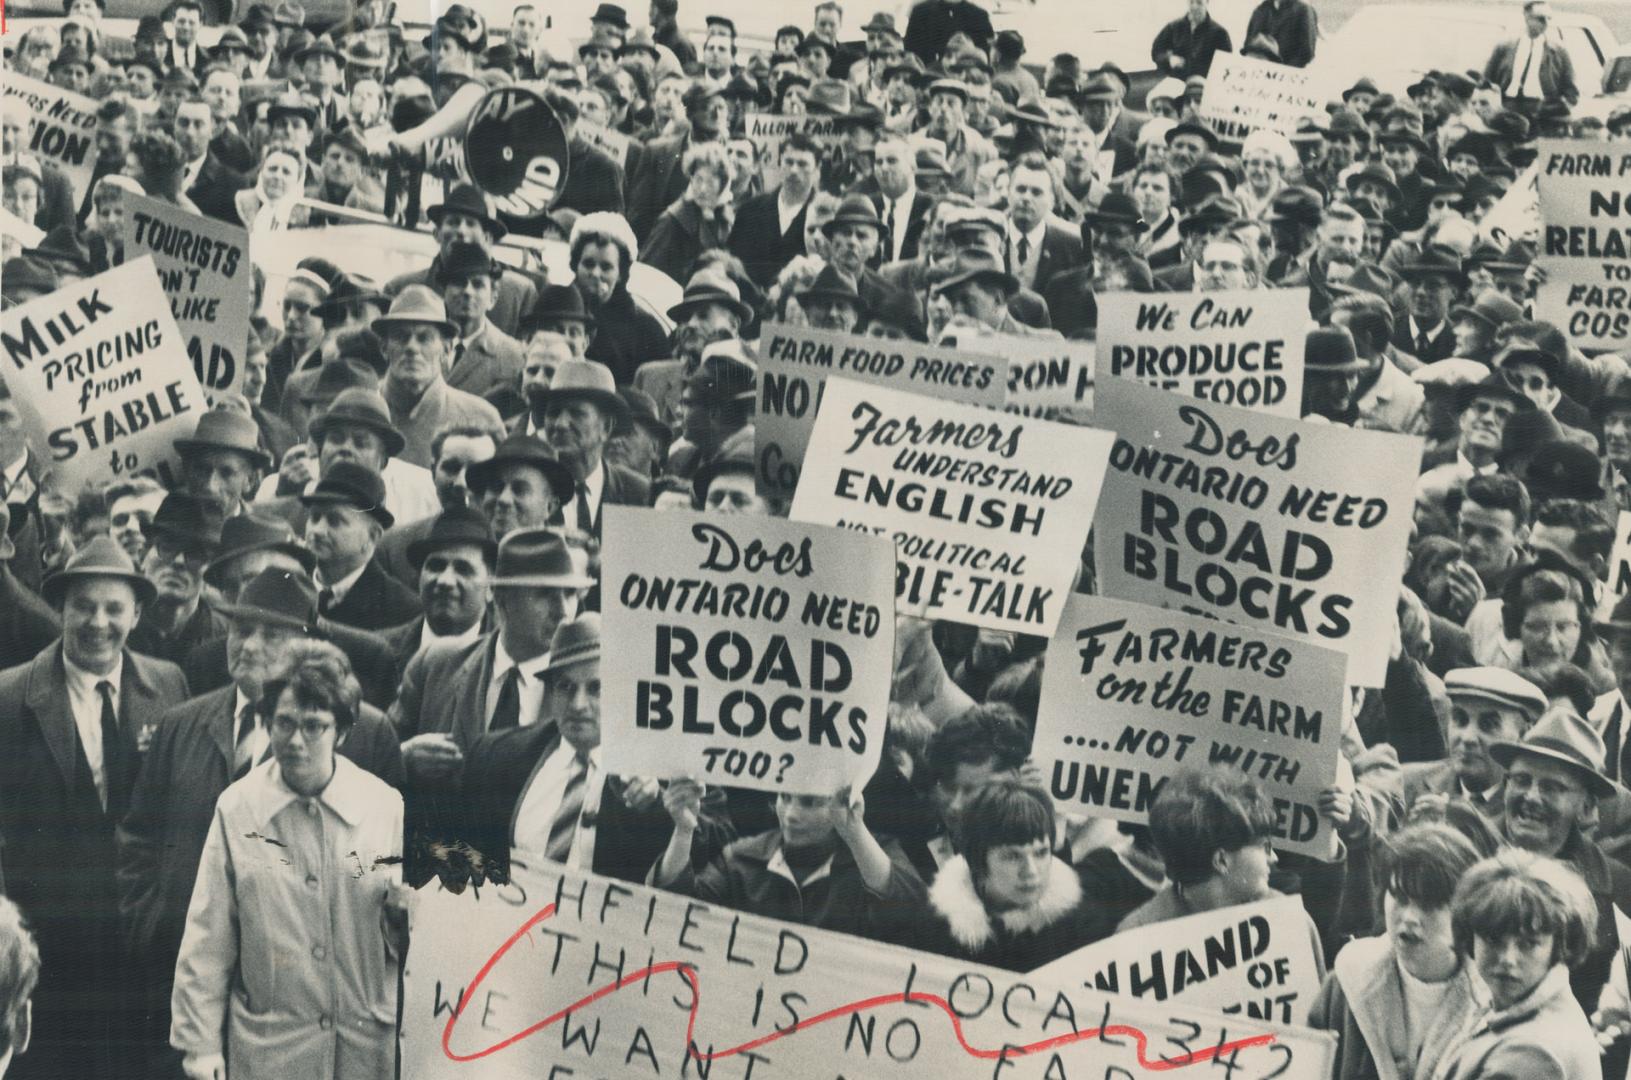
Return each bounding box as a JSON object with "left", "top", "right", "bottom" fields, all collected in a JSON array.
[
  {"left": 791, "top": 378, "right": 1114, "bottom": 636},
  {"left": 600, "top": 507, "right": 894, "bottom": 795},
  {"left": 1034, "top": 593, "right": 1345, "bottom": 858},
  {"left": 0, "top": 257, "right": 207, "bottom": 492},
  {"left": 1092, "top": 379, "right": 1420, "bottom": 687}
]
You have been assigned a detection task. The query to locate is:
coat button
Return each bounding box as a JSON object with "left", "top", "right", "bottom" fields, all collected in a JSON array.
[
  {"left": 319, "top": 1014, "right": 333, "bottom": 1030},
  {"left": 312, "top": 944, "right": 327, "bottom": 960}
]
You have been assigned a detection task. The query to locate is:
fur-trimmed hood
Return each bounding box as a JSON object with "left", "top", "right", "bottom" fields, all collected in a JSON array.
[{"left": 929, "top": 854, "right": 1083, "bottom": 952}]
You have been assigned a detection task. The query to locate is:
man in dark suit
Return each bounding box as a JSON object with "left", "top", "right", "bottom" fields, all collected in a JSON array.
[
  {"left": 117, "top": 571, "right": 402, "bottom": 1079},
  {"left": 1393, "top": 248, "right": 1464, "bottom": 363},
  {"left": 538, "top": 361, "right": 651, "bottom": 539},
  {"left": 627, "top": 82, "right": 730, "bottom": 243},
  {"left": 160, "top": 0, "right": 211, "bottom": 75},
  {"left": 438, "top": 242, "right": 526, "bottom": 399},
  {"left": 904, "top": 0, "right": 994, "bottom": 65},
  {"left": 379, "top": 505, "right": 495, "bottom": 673},
  {"left": 391, "top": 529, "right": 592, "bottom": 885},
  {"left": 822, "top": 194, "right": 916, "bottom": 325},
  {"left": 1151, "top": 0, "right": 1234, "bottom": 78},
  {"left": 1074, "top": 74, "right": 1139, "bottom": 180},
  {"left": 174, "top": 98, "right": 248, "bottom": 224},
  {"left": 126, "top": 494, "right": 225, "bottom": 667},
  {"left": 728, "top": 133, "right": 821, "bottom": 289},
  {"left": 378, "top": 423, "right": 501, "bottom": 590},
  {"left": 0, "top": 502, "right": 59, "bottom": 670},
  {"left": 542, "top": 94, "right": 627, "bottom": 222},
  {"left": 852, "top": 134, "right": 934, "bottom": 265},
  {"left": 384, "top": 185, "right": 539, "bottom": 340},
  {"left": 1005, "top": 152, "right": 1084, "bottom": 295},
  {"left": 459, "top": 612, "right": 735, "bottom": 886},
  {"left": 0, "top": 538, "right": 190, "bottom": 1080},
  {"left": 301, "top": 461, "right": 421, "bottom": 632}
]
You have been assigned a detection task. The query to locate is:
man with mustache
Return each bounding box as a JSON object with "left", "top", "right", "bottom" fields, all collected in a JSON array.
[{"left": 1404, "top": 668, "right": 1547, "bottom": 821}]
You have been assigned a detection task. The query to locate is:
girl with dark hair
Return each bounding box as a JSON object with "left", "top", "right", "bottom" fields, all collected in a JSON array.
[
  {"left": 1308, "top": 824, "right": 1486, "bottom": 1080},
  {"left": 914, "top": 781, "right": 1113, "bottom": 969}
]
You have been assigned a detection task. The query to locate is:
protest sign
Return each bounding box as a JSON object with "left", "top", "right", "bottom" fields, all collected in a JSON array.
[
  {"left": 757, "top": 321, "right": 1007, "bottom": 499},
  {"left": 745, "top": 112, "right": 841, "bottom": 156},
  {"left": 1033, "top": 594, "right": 1345, "bottom": 857},
  {"left": 990, "top": 335, "right": 1097, "bottom": 419},
  {"left": 464, "top": 86, "right": 570, "bottom": 220},
  {"left": 1033, "top": 895, "right": 1323, "bottom": 1026},
  {"left": 1535, "top": 139, "right": 1631, "bottom": 349},
  {"left": 117, "top": 193, "right": 252, "bottom": 405},
  {"left": 1197, "top": 52, "right": 1327, "bottom": 140},
  {"left": 1599, "top": 511, "right": 1631, "bottom": 620},
  {"left": 1096, "top": 289, "right": 1309, "bottom": 417},
  {"left": 1092, "top": 379, "right": 1420, "bottom": 687},
  {"left": 578, "top": 120, "right": 631, "bottom": 171},
  {"left": 600, "top": 506, "right": 894, "bottom": 795},
  {"left": 2, "top": 72, "right": 99, "bottom": 207},
  {"left": 791, "top": 378, "right": 1114, "bottom": 636},
  {"left": 401, "top": 857, "right": 1336, "bottom": 1080},
  {"left": 0, "top": 257, "right": 206, "bottom": 492}
]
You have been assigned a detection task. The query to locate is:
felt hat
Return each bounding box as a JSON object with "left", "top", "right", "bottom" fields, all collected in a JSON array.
[
  {"left": 371, "top": 285, "right": 458, "bottom": 338},
  {"left": 1265, "top": 186, "right": 1324, "bottom": 226},
  {"left": 308, "top": 387, "right": 406, "bottom": 458},
  {"left": 666, "top": 268, "right": 754, "bottom": 324},
  {"left": 1450, "top": 289, "right": 1524, "bottom": 331},
  {"left": 1082, "top": 191, "right": 1145, "bottom": 231},
  {"left": 406, "top": 504, "right": 497, "bottom": 572},
  {"left": 267, "top": 91, "right": 319, "bottom": 127},
  {"left": 796, "top": 265, "right": 868, "bottom": 315},
  {"left": 1490, "top": 706, "right": 1620, "bottom": 799},
  {"left": 489, "top": 528, "right": 593, "bottom": 589},
  {"left": 522, "top": 284, "right": 597, "bottom": 337},
  {"left": 591, "top": 2, "right": 630, "bottom": 28},
  {"left": 1400, "top": 247, "right": 1468, "bottom": 287},
  {"left": 42, "top": 535, "right": 156, "bottom": 608},
  {"left": 427, "top": 183, "right": 507, "bottom": 240},
  {"left": 543, "top": 611, "right": 601, "bottom": 671},
  {"left": 1305, "top": 326, "right": 1366, "bottom": 374},
  {"left": 216, "top": 567, "right": 319, "bottom": 633},
  {"left": 541, "top": 360, "right": 629, "bottom": 426},
  {"left": 465, "top": 434, "right": 574, "bottom": 503},
  {"left": 691, "top": 425, "right": 756, "bottom": 504},
  {"left": 143, "top": 492, "right": 225, "bottom": 556},
  {"left": 173, "top": 408, "right": 273, "bottom": 470},
  {"left": 298, "top": 460, "right": 394, "bottom": 530},
  {"left": 617, "top": 386, "right": 671, "bottom": 444},
  {"left": 1522, "top": 439, "right": 1607, "bottom": 503},
  {"left": 204, "top": 514, "right": 315, "bottom": 589},
  {"left": 935, "top": 247, "right": 1018, "bottom": 299}
]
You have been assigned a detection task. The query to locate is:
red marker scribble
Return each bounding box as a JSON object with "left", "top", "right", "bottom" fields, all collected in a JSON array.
[{"left": 441, "top": 903, "right": 1278, "bottom": 1072}]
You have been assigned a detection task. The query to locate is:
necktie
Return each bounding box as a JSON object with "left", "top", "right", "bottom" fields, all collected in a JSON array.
[
  {"left": 490, "top": 666, "right": 523, "bottom": 731},
  {"left": 575, "top": 482, "right": 593, "bottom": 533},
  {"left": 318, "top": 586, "right": 336, "bottom": 615},
  {"left": 1515, "top": 40, "right": 1534, "bottom": 97},
  {"left": 97, "top": 681, "right": 123, "bottom": 813},
  {"left": 1416, "top": 331, "right": 1432, "bottom": 356},
  {"left": 1018, "top": 235, "right": 1031, "bottom": 272},
  {"left": 233, "top": 703, "right": 257, "bottom": 780},
  {"left": 451, "top": 340, "right": 466, "bottom": 375},
  {"left": 888, "top": 199, "right": 901, "bottom": 259},
  {"left": 546, "top": 755, "right": 589, "bottom": 863}
]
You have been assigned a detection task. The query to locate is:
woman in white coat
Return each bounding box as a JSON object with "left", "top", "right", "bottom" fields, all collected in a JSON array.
[{"left": 171, "top": 642, "right": 405, "bottom": 1080}]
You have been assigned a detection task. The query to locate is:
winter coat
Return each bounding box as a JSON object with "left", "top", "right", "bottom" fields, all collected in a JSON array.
[{"left": 914, "top": 854, "right": 1114, "bottom": 971}]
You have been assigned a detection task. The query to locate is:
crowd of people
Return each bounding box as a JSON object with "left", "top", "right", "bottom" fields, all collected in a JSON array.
[{"left": 4, "top": 0, "right": 1631, "bottom": 1076}]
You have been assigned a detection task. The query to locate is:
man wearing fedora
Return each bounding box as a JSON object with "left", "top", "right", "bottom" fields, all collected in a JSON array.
[
  {"left": 796, "top": 266, "right": 868, "bottom": 333},
  {"left": 1298, "top": 325, "right": 1369, "bottom": 425},
  {"left": 1154, "top": 193, "right": 1236, "bottom": 294},
  {"left": 0, "top": 538, "right": 189, "bottom": 1080},
  {"left": 465, "top": 432, "right": 574, "bottom": 542},
  {"left": 179, "top": 515, "right": 402, "bottom": 711},
  {"left": 391, "top": 529, "right": 591, "bottom": 885},
  {"left": 632, "top": 268, "right": 754, "bottom": 431},
  {"left": 459, "top": 612, "right": 735, "bottom": 887},
  {"left": 379, "top": 505, "right": 495, "bottom": 672},
  {"left": 1391, "top": 248, "right": 1465, "bottom": 364},
  {"left": 1329, "top": 292, "right": 1427, "bottom": 434},
  {"left": 175, "top": 407, "right": 274, "bottom": 522},
  {"left": 667, "top": 343, "right": 757, "bottom": 481},
  {"left": 539, "top": 361, "right": 650, "bottom": 538},
  {"left": 821, "top": 193, "right": 915, "bottom": 320},
  {"left": 301, "top": 460, "right": 420, "bottom": 632},
  {"left": 117, "top": 567, "right": 403, "bottom": 1079},
  {"left": 371, "top": 286, "right": 505, "bottom": 470},
  {"left": 306, "top": 127, "right": 385, "bottom": 223},
  {"left": 915, "top": 79, "right": 994, "bottom": 198},
  {"left": 384, "top": 184, "right": 538, "bottom": 340},
  {"left": 436, "top": 241, "right": 525, "bottom": 400},
  {"left": 126, "top": 494, "right": 225, "bottom": 669},
  {"left": 376, "top": 422, "right": 501, "bottom": 588},
  {"left": 933, "top": 248, "right": 1051, "bottom": 342},
  {"left": 1489, "top": 708, "right": 1631, "bottom": 1014}
]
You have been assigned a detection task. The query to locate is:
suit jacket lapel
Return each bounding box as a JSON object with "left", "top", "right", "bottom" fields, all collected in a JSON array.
[
  {"left": 25, "top": 645, "right": 77, "bottom": 785},
  {"left": 201, "top": 685, "right": 237, "bottom": 768}
]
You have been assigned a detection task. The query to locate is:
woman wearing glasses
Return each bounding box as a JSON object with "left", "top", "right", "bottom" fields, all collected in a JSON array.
[{"left": 171, "top": 642, "right": 406, "bottom": 1080}]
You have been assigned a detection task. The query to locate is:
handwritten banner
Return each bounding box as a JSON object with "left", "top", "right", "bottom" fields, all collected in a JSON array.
[
  {"left": 401, "top": 858, "right": 1336, "bottom": 1079},
  {"left": 1197, "top": 52, "right": 1327, "bottom": 140},
  {"left": 2, "top": 72, "right": 100, "bottom": 208},
  {"left": 118, "top": 193, "right": 252, "bottom": 405},
  {"left": 758, "top": 321, "right": 1007, "bottom": 499},
  {"left": 577, "top": 120, "right": 631, "bottom": 170},
  {"left": 1096, "top": 289, "right": 1309, "bottom": 417},
  {"left": 600, "top": 506, "right": 894, "bottom": 795},
  {"left": 1091, "top": 379, "right": 1419, "bottom": 687},
  {"left": 745, "top": 112, "right": 841, "bottom": 154},
  {"left": 791, "top": 378, "right": 1114, "bottom": 635},
  {"left": 0, "top": 257, "right": 206, "bottom": 491},
  {"left": 1034, "top": 896, "right": 1323, "bottom": 1025},
  {"left": 1033, "top": 594, "right": 1345, "bottom": 857},
  {"left": 1535, "top": 139, "right": 1631, "bottom": 349}
]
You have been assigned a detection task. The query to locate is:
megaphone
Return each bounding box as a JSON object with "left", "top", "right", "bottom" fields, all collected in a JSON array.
[{"left": 463, "top": 85, "right": 571, "bottom": 222}]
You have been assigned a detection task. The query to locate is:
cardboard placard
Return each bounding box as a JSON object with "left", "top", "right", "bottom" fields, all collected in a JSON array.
[
  {"left": 1599, "top": 510, "right": 1631, "bottom": 620},
  {"left": 1197, "top": 52, "right": 1327, "bottom": 140},
  {"left": 1535, "top": 139, "right": 1631, "bottom": 350},
  {"left": 0, "top": 257, "right": 206, "bottom": 491},
  {"left": 117, "top": 193, "right": 253, "bottom": 405},
  {"left": 745, "top": 112, "right": 841, "bottom": 155},
  {"left": 577, "top": 120, "right": 631, "bottom": 171},
  {"left": 2, "top": 72, "right": 100, "bottom": 208},
  {"left": 791, "top": 378, "right": 1114, "bottom": 636},
  {"left": 984, "top": 334, "right": 1096, "bottom": 419},
  {"left": 757, "top": 321, "right": 1007, "bottom": 499},
  {"left": 1033, "top": 895, "right": 1324, "bottom": 1025},
  {"left": 401, "top": 858, "right": 1337, "bottom": 1080},
  {"left": 599, "top": 506, "right": 894, "bottom": 796},
  {"left": 1091, "top": 379, "right": 1420, "bottom": 687},
  {"left": 1033, "top": 594, "right": 1345, "bottom": 857},
  {"left": 1096, "top": 289, "right": 1309, "bottom": 417}
]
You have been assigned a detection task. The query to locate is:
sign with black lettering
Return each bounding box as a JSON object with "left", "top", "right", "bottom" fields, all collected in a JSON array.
[
  {"left": 0, "top": 257, "right": 207, "bottom": 491},
  {"left": 1535, "top": 139, "right": 1631, "bottom": 349},
  {"left": 1096, "top": 289, "right": 1309, "bottom": 417},
  {"left": 757, "top": 321, "right": 1006, "bottom": 500},
  {"left": 792, "top": 378, "right": 1114, "bottom": 636},
  {"left": 1198, "top": 52, "right": 1327, "bottom": 140},
  {"left": 600, "top": 506, "right": 894, "bottom": 795},
  {"left": 1091, "top": 379, "right": 1420, "bottom": 687},
  {"left": 2, "top": 72, "right": 99, "bottom": 207},
  {"left": 401, "top": 858, "right": 1336, "bottom": 1079},
  {"left": 463, "top": 86, "right": 569, "bottom": 220},
  {"left": 1033, "top": 594, "right": 1344, "bottom": 857},
  {"left": 1034, "top": 896, "right": 1323, "bottom": 1024},
  {"left": 117, "top": 193, "right": 251, "bottom": 404}
]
